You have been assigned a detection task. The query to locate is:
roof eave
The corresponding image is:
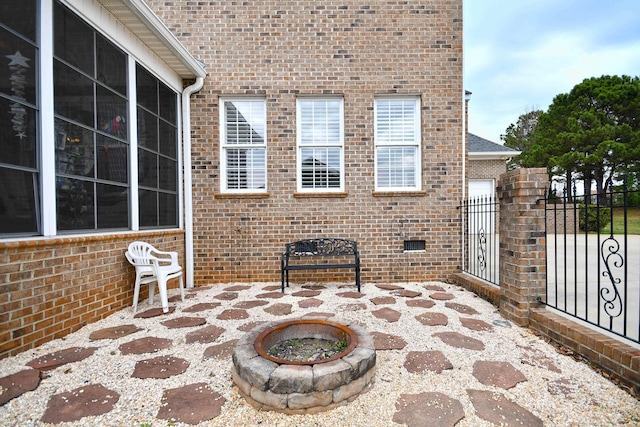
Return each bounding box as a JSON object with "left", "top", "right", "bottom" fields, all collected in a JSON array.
[
  {"left": 101, "top": 0, "right": 206, "bottom": 79},
  {"left": 469, "top": 151, "right": 521, "bottom": 161}
]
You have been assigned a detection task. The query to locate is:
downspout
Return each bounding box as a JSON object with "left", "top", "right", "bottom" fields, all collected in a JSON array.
[{"left": 182, "top": 76, "right": 204, "bottom": 288}]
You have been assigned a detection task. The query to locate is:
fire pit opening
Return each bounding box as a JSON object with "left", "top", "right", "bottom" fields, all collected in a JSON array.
[
  {"left": 254, "top": 319, "right": 358, "bottom": 365},
  {"left": 232, "top": 318, "right": 376, "bottom": 414}
]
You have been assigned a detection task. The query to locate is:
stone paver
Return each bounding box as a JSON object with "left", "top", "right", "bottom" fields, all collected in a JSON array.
[
  {"left": 214, "top": 291, "right": 239, "bottom": 300},
  {"left": 371, "top": 332, "right": 407, "bottom": 350},
  {"left": 157, "top": 382, "right": 226, "bottom": 424},
  {"left": 416, "top": 312, "right": 448, "bottom": 326},
  {"left": 183, "top": 302, "right": 222, "bottom": 312},
  {"left": 0, "top": 369, "right": 40, "bottom": 405},
  {"left": 27, "top": 347, "right": 98, "bottom": 371},
  {"left": 445, "top": 302, "right": 480, "bottom": 315},
  {"left": 161, "top": 316, "right": 207, "bottom": 329},
  {"left": 134, "top": 306, "right": 175, "bottom": 318},
  {"left": 298, "top": 298, "right": 323, "bottom": 308},
  {"left": 460, "top": 317, "right": 493, "bottom": 331},
  {"left": 217, "top": 309, "right": 250, "bottom": 320},
  {"left": 433, "top": 332, "right": 485, "bottom": 351},
  {"left": 369, "top": 296, "right": 396, "bottom": 305},
  {"left": 467, "top": 389, "right": 544, "bottom": 427},
  {"left": 203, "top": 339, "right": 239, "bottom": 360},
  {"left": 119, "top": 337, "right": 172, "bottom": 355},
  {"left": 89, "top": 324, "right": 142, "bottom": 340},
  {"left": 472, "top": 361, "right": 527, "bottom": 389},
  {"left": 264, "top": 303, "right": 293, "bottom": 316},
  {"left": 403, "top": 351, "right": 453, "bottom": 374},
  {"left": 132, "top": 356, "right": 190, "bottom": 379},
  {"left": 406, "top": 298, "right": 436, "bottom": 308},
  {"left": 393, "top": 392, "right": 464, "bottom": 427},
  {"left": 41, "top": 384, "right": 119, "bottom": 423},
  {"left": 372, "top": 307, "right": 401, "bottom": 322},
  {"left": 429, "top": 292, "right": 455, "bottom": 300},
  {"left": 185, "top": 325, "right": 226, "bottom": 344},
  {"left": 234, "top": 300, "right": 269, "bottom": 309}
]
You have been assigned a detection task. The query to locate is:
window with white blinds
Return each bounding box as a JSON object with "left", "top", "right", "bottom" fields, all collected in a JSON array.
[
  {"left": 374, "top": 97, "right": 421, "bottom": 190},
  {"left": 220, "top": 99, "right": 267, "bottom": 192},
  {"left": 296, "top": 98, "right": 344, "bottom": 191}
]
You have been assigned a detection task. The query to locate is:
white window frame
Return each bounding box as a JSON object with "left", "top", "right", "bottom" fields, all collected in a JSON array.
[
  {"left": 374, "top": 96, "right": 421, "bottom": 191},
  {"left": 219, "top": 98, "right": 267, "bottom": 194},
  {"left": 296, "top": 97, "right": 344, "bottom": 192}
]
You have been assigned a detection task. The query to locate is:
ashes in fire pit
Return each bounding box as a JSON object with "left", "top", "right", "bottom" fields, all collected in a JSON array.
[{"left": 267, "top": 335, "right": 348, "bottom": 363}]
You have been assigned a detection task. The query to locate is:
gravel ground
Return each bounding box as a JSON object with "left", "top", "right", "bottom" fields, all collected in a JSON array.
[{"left": 0, "top": 281, "right": 638, "bottom": 426}]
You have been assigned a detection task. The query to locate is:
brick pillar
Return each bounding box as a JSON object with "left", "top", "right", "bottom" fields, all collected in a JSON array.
[{"left": 498, "top": 168, "right": 548, "bottom": 326}]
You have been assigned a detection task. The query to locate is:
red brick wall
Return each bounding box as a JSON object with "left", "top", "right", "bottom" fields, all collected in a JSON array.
[
  {"left": 0, "top": 231, "right": 184, "bottom": 359},
  {"left": 149, "top": 0, "right": 464, "bottom": 285}
]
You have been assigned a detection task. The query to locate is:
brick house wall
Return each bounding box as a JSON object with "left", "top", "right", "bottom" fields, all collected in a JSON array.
[
  {"left": 0, "top": 231, "right": 184, "bottom": 359},
  {"left": 468, "top": 158, "right": 506, "bottom": 181},
  {"left": 148, "top": 0, "right": 464, "bottom": 285}
]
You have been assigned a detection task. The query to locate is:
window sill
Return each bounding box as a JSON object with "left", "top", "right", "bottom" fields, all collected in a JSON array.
[
  {"left": 372, "top": 191, "right": 426, "bottom": 197},
  {"left": 215, "top": 193, "right": 270, "bottom": 199},
  {"left": 294, "top": 192, "right": 348, "bottom": 198}
]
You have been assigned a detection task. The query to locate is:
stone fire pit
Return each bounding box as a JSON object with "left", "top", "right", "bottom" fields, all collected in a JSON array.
[{"left": 232, "top": 318, "right": 376, "bottom": 414}]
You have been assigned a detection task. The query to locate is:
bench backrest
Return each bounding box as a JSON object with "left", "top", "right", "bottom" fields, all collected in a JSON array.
[{"left": 285, "top": 238, "right": 357, "bottom": 257}]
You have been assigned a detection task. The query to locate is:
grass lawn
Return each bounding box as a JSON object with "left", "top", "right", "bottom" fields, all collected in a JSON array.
[{"left": 602, "top": 206, "right": 640, "bottom": 234}]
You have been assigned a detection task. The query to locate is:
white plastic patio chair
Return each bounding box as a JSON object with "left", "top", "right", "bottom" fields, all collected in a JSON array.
[{"left": 125, "top": 241, "right": 184, "bottom": 313}]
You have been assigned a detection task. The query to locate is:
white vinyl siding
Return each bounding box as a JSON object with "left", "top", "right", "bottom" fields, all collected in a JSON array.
[
  {"left": 296, "top": 98, "right": 344, "bottom": 192},
  {"left": 374, "top": 97, "right": 421, "bottom": 191}
]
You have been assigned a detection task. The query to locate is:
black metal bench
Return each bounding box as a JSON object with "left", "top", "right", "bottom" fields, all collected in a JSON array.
[{"left": 281, "top": 238, "right": 361, "bottom": 292}]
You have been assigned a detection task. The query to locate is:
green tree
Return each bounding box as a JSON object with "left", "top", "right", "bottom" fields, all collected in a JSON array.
[
  {"left": 501, "top": 109, "right": 542, "bottom": 170},
  {"left": 511, "top": 75, "right": 640, "bottom": 201}
]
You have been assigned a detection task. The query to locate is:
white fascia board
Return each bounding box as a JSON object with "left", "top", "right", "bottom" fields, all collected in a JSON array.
[{"left": 469, "top": 151, "right": 521, "bottom": 161}]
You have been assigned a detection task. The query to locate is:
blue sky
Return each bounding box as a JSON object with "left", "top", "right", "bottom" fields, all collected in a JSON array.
[{"left": 464, "top": 0, "right": 640, "bottom": 144}]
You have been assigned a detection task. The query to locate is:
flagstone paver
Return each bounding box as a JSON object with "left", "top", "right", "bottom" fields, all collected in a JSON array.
[
  {"left": 233, "top": 300, "right": 269, "bottom": 309},
  {"left": 298, "top": 298, "right": 323, "bottom": 308},
  {"left": 40, "top": 384, "right": 119, "bottom": 423},
  {"left": 371, "top": 332, "right": 407, "bottom": 350},
  {"left": 392, "top": 289, "right": 422, "bottom": 298},
  {"left": 403, "top": 351, "right": 453, "bottom": 374},
  {"left": 203, "top": 339, "right": 239, "bottom": 360},
  {"left": 429, "top": 292, "right": 455, "bottom": 300},
  {"left": 183, "top": 302, "right": 222, "bottom": 312},
  {"left": 375, "top": 284, "right": 404, "bottom": 291},
  {"left": 214, "top": 291, "right": 239, "bottom": 300},
  {"left": 416, "top": 312, "right": 448, "bottom": 326},
  {"left": 423, "top": 284, "right": 446, "bottom": 291},
  {"left": 119, "top": 337, "right": 172, "bottom": 355},
  {"left": 336, "top": 291, "right": 364, "bottom": 299},
  {"left": 292, "top": 290, "right": 322, "bottom": 297},
  {"left": 0, "top": 369, "right": 40, "bottom": 405},
  {"left": 89, "top": 324, "right": 142, "bottom": 340},
  {"left": 472, "top": 361, "right": 527, "bottom": 389},
  {"left": 161, "top": 316, "right": 207, "bottom": 329},
  {"left": 133, "top": 306, "right": 175, "bottom": 318},
  {"left": 264, "top": 303, "right": 293, "bottom": 316},
  {"left": 132, "top": 356, "right": 190, "bottom": 379},
  {"left": 393, "top": 392, "right": 464, "bottom": 427},
  {"left": 157, "top": 382, "right": 226, "bottom": 425},
  {"left": 256, "top": 291, "right": 285, "bottom": 299},
  {"left": 433, "top": 332, "right": 485, "bottom": 351},
  {"left": 372, "top": 307, "right": 401, "bottom": 322},
  {"left": 217, "top": 309, "right": 250, "bottom": 320},
  {"left": 406, "top": 299, "right": 436, "bottom": 309},
  {"left": 26, "top": 347, "right": 98, "bottom": 371},
  {"left": 369, "top": 296, "right": 396, "bottom": 305},
  {"left": 445, "top": 302, "right": 480, "bottom": 315},
  {"left": 224, "top": 285, "right": 252, "bottom": 291},
  {"left": 460, "top": 317, "right": 493, "bottom": 331},
  {"left": 467, "top": 389, "right": 544, "bottom": 427},
  {"left": 185, "top": 325, "right": 226, "bottom": 344}
]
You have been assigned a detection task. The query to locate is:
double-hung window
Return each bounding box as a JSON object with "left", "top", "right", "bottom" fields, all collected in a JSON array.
[
  {"left": 220, "top": 99, "right": 266, "bottom": 193},
  {"left": 296, "top": 98, "right": 344, "bottom": 192},
  {"left": 374, "top": 97, "right": 421, "bottom": 191}
]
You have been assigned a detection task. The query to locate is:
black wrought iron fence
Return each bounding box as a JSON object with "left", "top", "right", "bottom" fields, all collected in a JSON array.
[
  {"left": 543, "top": 182, "right": 640, "bottom": 344},
  {"left": 459, "top": 195, "right": 500, "bottom": 286}
]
